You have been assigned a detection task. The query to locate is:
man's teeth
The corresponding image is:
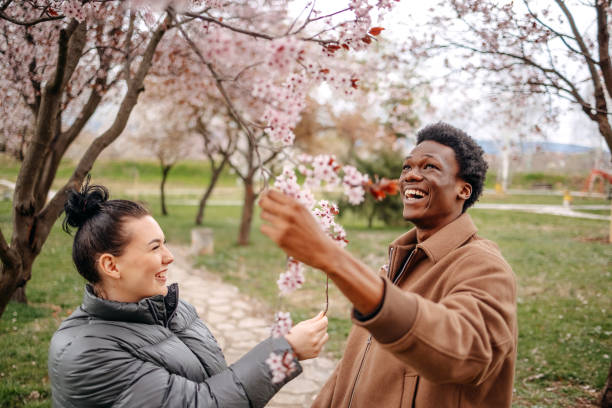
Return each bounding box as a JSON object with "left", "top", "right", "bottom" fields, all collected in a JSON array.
[{"left": 404, "top": 189, "right": 427, "bottom": 200}]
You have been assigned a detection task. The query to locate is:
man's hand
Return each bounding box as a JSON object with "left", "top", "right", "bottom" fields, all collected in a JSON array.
[
  {"left": 259, "top": 189, "right": 384, "bottom": 315},
  {"left": 259, "top": 189, "right": 339, "bottom": 271}
]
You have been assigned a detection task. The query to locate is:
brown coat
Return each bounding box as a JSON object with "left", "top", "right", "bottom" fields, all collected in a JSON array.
[{"left": 312, "top": 213, "right": 517, "bottom": 408}]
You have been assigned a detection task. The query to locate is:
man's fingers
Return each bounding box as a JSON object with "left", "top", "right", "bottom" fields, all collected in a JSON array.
[
  {"left": 260, "top": 224, "right": 281, "bottom": 242},
  {"left": 260, "top": 209, "right": 284, "bottom": 225},
  {"left": 259, "top": 193, "right": 294, "bottom": 218}
]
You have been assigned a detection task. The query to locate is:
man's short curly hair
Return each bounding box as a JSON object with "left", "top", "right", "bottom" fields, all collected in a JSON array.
[{"left": 416, "top": 122, "right": 488, "bottom": 212}]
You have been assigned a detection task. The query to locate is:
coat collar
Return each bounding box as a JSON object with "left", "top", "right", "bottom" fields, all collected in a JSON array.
[
  {"left": 81, "top": 283, "right": 180, "bottom": 327},
  {"left": 390, "top": 213, "right": 478, "bottom": 264}
]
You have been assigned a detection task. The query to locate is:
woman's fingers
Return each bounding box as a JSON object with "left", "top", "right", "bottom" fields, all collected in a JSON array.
[{"left": 317, "top": 333, "right": 330, "bottom": 349}]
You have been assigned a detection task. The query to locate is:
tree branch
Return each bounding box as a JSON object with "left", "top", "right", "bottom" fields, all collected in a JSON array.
[
  {"left": 554, "top": 0, "right": 608, "bottom": 112},
  {"left": 183, "top": 11, "right": 275, "bottom": 40},
  {"left": 13, "top": 19, "right": 79, "bottom": 213},
  {"left": 0, "top": 10, "right": 64, "bottom": 27},
  {"left": 172, "top": 12, "right": 271, "bottom": 188},
  {"left": 596, "top": 0, "right": 612, "bottom": 98},
  {"left": 38, "top": 14, "right": 171, "bottom": 229},
  {"left": 124, "top": 11, "right": 136, "bottom": 82},
  {"left": 447, "top": 40, "right": 594, "bottom": 118}
]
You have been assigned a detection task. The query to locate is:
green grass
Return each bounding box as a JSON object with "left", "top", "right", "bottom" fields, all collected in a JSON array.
[
  {"left": 0, "top": 155, "right": 238, "bottom": 192},
  {"left": 0, "top": 179, "right": 610, "bottom": 406},
  {"left": 194, "top": 205, "right": 611, "bottom": 407}
]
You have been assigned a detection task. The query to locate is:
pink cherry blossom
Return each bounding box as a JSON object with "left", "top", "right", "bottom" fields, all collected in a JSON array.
[
  {"left": 271, "top": 311, "right": 293, "bottom": 338},
  {"left": 265, "top": 350, "right": 297, "bottom": 383}
]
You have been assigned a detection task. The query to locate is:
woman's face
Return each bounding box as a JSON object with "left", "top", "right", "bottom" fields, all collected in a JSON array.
[{"left": 108, "top": 215, "right": 174, "bottom": 302}]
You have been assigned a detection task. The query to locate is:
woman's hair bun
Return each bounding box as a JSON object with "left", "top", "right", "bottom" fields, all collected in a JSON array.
[{"left": 63, "top": 176, "right": 109, "bottom": 232}]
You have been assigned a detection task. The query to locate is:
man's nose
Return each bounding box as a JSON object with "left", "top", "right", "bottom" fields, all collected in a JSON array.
[{"left": 402, "top": 167, "right": 423, "bottom": 182}]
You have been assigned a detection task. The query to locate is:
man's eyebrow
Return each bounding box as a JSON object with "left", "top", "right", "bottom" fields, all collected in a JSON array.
[{"left": 404, "top": 154, "right": 439, "bottom": 160}]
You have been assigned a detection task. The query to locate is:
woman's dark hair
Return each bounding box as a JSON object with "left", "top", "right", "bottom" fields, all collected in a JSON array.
[
  {"left": 63, "top": 178, "right": 149, "bottom": 283},
  {"left": 416, "top": 122, "right": 488, "bottom": 212}
]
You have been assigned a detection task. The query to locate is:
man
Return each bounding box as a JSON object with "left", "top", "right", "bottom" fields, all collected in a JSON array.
[{"left": 259, "top": 122, "right": 517, "bottom": 407}]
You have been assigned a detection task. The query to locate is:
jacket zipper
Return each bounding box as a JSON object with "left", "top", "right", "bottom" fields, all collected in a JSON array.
[
  {"left": 346, "top": 246, "right": 418, "bottom": 407},
  {"left": 393, "top": 247, "right": 417, "bottom": 285},
  {"left": 347, "top": 246, "right": 398, "bottom": 408},
  {"left": 347, "top": 335, "right": 372, "bottom": 408}
]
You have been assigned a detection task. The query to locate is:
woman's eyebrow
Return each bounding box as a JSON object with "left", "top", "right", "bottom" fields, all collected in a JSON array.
[{"left": 147, "top": 238, "right": 162, "bottom": 245}]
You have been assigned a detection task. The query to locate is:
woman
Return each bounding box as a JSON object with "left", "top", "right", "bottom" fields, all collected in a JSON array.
[{"left": 48, "top": 181, "right": 328, "bottom": 407}]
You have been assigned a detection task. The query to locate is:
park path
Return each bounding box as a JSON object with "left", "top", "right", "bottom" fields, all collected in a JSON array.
[{"left": 167, "top": 245, "right": 336, "bottom": 408}]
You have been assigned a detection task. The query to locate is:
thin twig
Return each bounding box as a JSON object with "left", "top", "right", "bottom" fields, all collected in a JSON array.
[{"left": 171, "top": 11, "right": 269, "bottom": 189}]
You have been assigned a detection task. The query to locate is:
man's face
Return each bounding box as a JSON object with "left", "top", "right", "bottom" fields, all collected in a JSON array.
[{"left": 400, "top": 140, "right": 468, "bottom": 229}]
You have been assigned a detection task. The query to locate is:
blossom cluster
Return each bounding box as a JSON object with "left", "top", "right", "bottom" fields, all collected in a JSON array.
[
  {"left": 260, "top": 73, "right": 309, "bottom": 146},
  {"left": 266, "top": 153, "right": 367, "bottom": 381},
  {"left": 265, "top": 351, "right": 298, "bottom": 384},
  {"left": 277, "top": 259, "right": 305, "bottom": 295},
  {"left": 270, "top": 311, "right": 293, "bottom": 338}
]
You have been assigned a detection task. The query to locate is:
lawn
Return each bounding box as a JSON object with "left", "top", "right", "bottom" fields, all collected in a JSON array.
[{"left": 0, "top": 171, "right": 610, "bottom": 406}]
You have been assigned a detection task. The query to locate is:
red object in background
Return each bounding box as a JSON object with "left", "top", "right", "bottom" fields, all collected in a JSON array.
[
  {"left": 364, "top": 177, "right": 399, "bottom": 201},
  {"left": 583, "top": 169, "right": 612, "bottom": 193}
]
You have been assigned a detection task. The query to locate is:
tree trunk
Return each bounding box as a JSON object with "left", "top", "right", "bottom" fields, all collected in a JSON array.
[
  {"left": 367, "top": 204, "right": 376, "bottom": 229},
  {"left": 160, "top": 165, "right": 171, "bottom": 216},
  {"left": 10, "top": 286, "right": 26, "bottom": 303},
  {"left": 0, "top": 264, "right": 20, "bottom": 316},
  {"left": 602, "top": 359, "right": 612, "bottom": 408},
  {"left": 0, "top": 15, "right": 171, "bottom": 319},
  {"left": 195, "top": 161, "right": 227, "bottom": 225},
  {"left": 237, "top": 177, "right": 256, "bottom": 246},
  {"left": 0, "top": 248, "right": 34, "bottom": 315}
]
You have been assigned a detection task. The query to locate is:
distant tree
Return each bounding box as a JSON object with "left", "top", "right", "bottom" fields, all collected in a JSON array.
[
  {"left": 192, "top": 103, "right": 237, "bottom": 226},
  {"left": 131, "top": 90, "right": 195, "bottom": 216}
]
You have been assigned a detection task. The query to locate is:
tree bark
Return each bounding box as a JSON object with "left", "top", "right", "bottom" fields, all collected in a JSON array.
[
  {"left": 237, "top": 177, "right": 256, "bottom": 246},
  {"left": 602, "top": 359, "right": 612, "bottom": 408},
  {"left": 195, "top": 158, "right": 228, "bottom": 225},
  {"left": 10, "top": 286, "right": 26, "bottom": 303},
  {"left": 160, "top": 164, "right": 172, "bottom": 216}
]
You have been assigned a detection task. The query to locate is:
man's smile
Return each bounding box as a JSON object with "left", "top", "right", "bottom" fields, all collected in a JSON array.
[{"left": 403, "top": 188, "right": 429, "bottom": 202}]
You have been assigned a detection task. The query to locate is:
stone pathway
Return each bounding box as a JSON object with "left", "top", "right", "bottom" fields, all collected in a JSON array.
[{"left": 168, "top": 245, "right": 336, "bottom": 407}]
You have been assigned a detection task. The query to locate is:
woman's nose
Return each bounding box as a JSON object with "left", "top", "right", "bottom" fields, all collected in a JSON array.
[{"left": 163, "top": 247, "right": 174, "bottom": 264}]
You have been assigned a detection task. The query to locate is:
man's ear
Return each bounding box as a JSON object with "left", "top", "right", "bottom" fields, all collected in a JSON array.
[
  {"left": 98, "top": 253, "right": 121, "bottom": 280},
  {"left": 458, "top": 182, "right": 472, "bottom": 201}
]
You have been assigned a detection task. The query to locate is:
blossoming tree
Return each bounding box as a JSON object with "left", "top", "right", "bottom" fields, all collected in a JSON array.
[{"left": 0, "top": 0, "right": 398, "bottom": 317}]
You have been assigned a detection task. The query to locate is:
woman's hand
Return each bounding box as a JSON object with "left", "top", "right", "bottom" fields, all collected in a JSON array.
[{"left": 284, "top": 312, "right": 329, "bottom": 361}]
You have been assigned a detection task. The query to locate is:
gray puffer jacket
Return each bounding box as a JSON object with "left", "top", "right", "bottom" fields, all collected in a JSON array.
[{"left": 48, "top": 283, "right": 301, "bottom": 407}]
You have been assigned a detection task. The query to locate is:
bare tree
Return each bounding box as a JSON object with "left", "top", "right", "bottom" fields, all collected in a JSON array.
[{"left": 418, "top": 0, "right": 612, "bottom": 154}]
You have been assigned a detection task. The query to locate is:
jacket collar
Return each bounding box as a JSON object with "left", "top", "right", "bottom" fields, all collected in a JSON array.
[
  {"left": 81, "top": 283, "right": 179, "bottom": 327},
  {"left": 390, "top": 213, "right": 478, "bottom": 264}
]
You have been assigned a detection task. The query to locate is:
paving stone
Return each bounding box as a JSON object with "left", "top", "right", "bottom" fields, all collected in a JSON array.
[
  {"left": 167, "top": 244, "right": 339, "bottom": 408},
  {"left": 268, "top": 391, "right": 307, "bottom": 406}
]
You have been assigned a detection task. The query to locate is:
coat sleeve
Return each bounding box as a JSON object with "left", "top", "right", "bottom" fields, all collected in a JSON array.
[
  {"left": 49, "top": 335, "right": 301, "bottom": 408},
  {"left": 352, "top": 251, "right": 517, "bottom": 385}
]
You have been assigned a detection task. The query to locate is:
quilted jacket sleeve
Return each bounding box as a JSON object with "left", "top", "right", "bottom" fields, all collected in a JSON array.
[{"left": 49, "top": 335, "right": 301, "bottom": 408}]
